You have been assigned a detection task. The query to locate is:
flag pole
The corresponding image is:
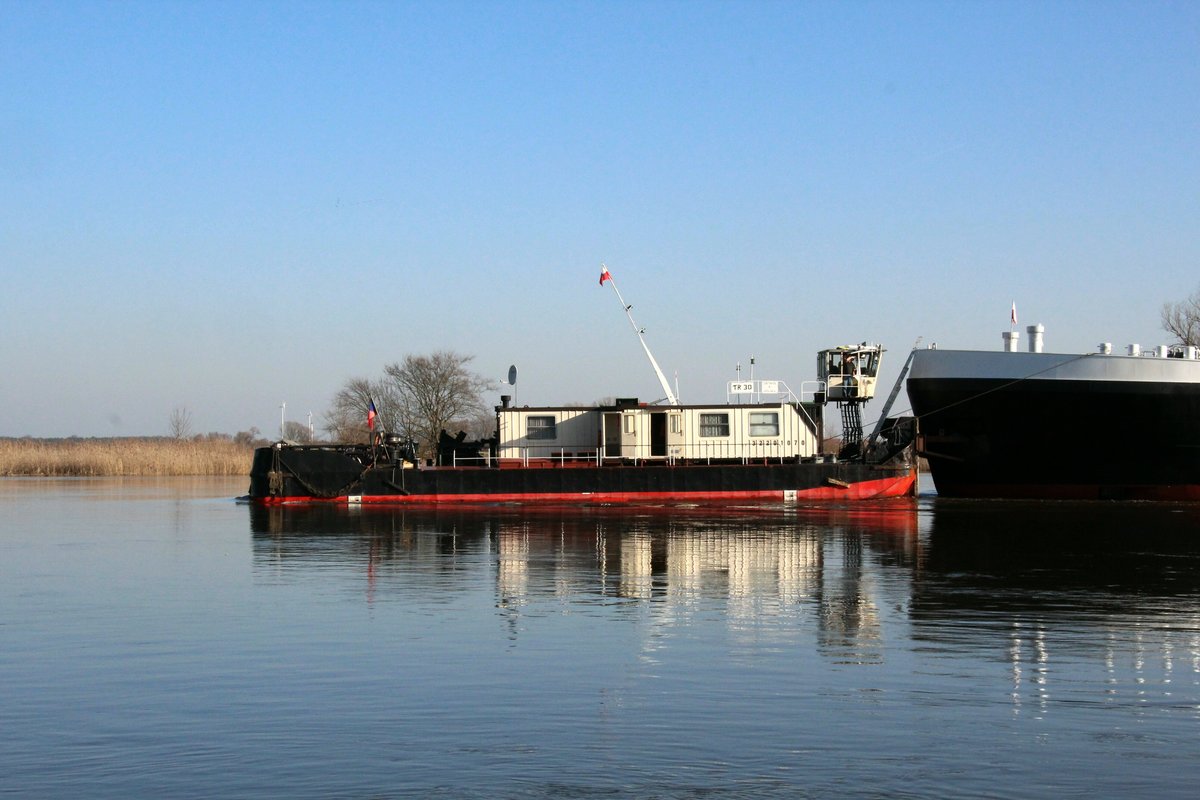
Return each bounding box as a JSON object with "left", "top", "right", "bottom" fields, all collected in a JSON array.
[{"left": 598, "top": 264, "right": 679, "bottom": 405}]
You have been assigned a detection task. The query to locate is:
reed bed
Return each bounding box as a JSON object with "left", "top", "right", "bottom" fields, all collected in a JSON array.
[{"left": 0, "top": 438, "right": 256, "bottom": 477}]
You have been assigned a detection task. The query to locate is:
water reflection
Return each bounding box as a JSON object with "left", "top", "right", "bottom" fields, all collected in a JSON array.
[
  {"left": 250, "top": 499, "right": 1200, "bottom": 712},
  {"left": 9, "top": 481, "right": 1200, "bottom": 798},
  {"left": 248, "top": 500, "right": 1200, "bottom": 609},
  {"left": 916, "top": 500, "right": 1200, "bottom": 720},
  {"left": 250, "top": 503, "right": 919, "bottom": 660}
]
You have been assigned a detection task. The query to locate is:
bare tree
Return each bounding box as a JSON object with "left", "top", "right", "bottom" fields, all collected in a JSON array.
[
  {"left": 168, "top": 406, "right": 194, "bottom": 440},
  {"left": 283, "top": 420, "right": 315, "bottom": 443},
  {"left": 233, "top": 427, "right": 263, "bottom": 447},
  {"left": 1161, "top": 286, "right": 1200, "bottom": 347},
  {"left": 458, "top": 410, "right": 496, "bottom": 441},
  {"left": 323, "top": 377, "right": 388, "bottom": 442},
  {"left": 383, "top": 351, "right": 495, "bottom": 457},
  {"left": 324, "top": 353, "right": 495, "bottom": 453}
]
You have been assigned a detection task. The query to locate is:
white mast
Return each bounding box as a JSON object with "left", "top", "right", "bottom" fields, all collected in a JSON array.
[{"left": 599, "top": 264, "right": 679, "bottom": 406}]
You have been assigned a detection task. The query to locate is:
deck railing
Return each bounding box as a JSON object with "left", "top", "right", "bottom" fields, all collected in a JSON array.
[{"left": 451, "top": 439, "right": 814, "bottom": 467}]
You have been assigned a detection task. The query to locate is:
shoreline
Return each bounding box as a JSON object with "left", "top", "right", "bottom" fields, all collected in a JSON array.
[{"left": 0, "top": 438, "right": 256, "bottom": 477}]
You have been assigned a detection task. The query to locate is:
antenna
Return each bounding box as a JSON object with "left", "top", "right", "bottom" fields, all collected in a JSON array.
[
  {"left": 501, "top": 364, "right": 518, "bottom": 404},
  {"left": 598, "top": 264, "right": 679, "bottom": 405}
]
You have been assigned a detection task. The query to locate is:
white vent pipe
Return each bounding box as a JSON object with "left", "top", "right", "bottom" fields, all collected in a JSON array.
[{"left": 1026, "top": 324, "right": 1044, "bottom": 353}]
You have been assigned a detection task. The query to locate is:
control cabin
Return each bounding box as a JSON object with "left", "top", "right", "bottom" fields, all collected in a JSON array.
[{"left": 817, "top": 345, "right": 882, "bottom": 403}]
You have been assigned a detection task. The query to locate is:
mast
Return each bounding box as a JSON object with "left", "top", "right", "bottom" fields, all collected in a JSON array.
[{"left": 599, "top": 264, "right": 679, "bottom": 406}]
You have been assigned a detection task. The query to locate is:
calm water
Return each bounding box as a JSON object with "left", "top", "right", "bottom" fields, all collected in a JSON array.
[{"left": 3, "top": 478, "right": 1200, "bottom": 798}]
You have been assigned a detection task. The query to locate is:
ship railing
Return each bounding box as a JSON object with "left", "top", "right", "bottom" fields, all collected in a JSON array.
[
  {"left": 448, "top": 451, "right": 494, "bottom": 468},
  {"left": 479, "top": 441, "right": 811, "bottom": 467},
  {"left": 454, "top": 447, "right": 603, "bottom": 468},
  {"left": 596, "top": 440, "right": 803, "bottom": 466},
  {"left": 799, "top": 381, "right": 827, "bottom": 403},
  {"left": 725, "top": 379, "right": 803, "bottom": 404}
]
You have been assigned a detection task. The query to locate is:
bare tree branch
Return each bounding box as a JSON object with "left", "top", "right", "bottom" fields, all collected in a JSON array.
[
  {"left": 1161, "top": 286, "right": 1200, "bottom": 347},
  {"left": 322, "top": 353, "right": 494, "bottom": 454},
  {"left": 323, "top": 377, "right": 386, "bottom": 442},
  {"left": 283, "top": 420, "right": 315, "bottom": 443},
  {"left": 382, "top": 351, "right": 495, "bottom": 457},
  {"left": 168, "top": 406, "right": 194, "bottom": 440}
]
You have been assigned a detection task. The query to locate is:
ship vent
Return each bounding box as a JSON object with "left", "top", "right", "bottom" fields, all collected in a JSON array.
[{"left": 1026, "top": 324, "right": 1044, "bottom": 353}]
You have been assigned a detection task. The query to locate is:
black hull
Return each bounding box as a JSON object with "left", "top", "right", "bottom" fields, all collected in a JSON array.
[
  {"left": 248, "top": 443, "right": 918, "bottom": 505},
  {"left": 909, "top": 376, "right": 1200, "bottom": 500}
]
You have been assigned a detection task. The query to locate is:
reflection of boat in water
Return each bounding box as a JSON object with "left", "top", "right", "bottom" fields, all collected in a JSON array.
[
  {"left": 249, "top": 500, "right": 1200, "bottom": 718},
  {"left": 248, "top": 500, "right": 1200, "bottom": 616},
  {"left": 248, "top": 500, "right": 919, "bottom": 535},
  {"left": 908, "top": 500, "right": 1200, "bottom": 716},
  {"left": 248, "top": 343, "right": 917, "bottom": 506},
  {"left": 249, "top": 502, "right": 920, "bottom": 660},
  {"left": 910, "top": 500, "right": 1200, "bottom": 616}
]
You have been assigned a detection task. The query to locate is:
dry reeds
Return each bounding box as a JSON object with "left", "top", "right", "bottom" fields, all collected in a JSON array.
[{"left": 0, "top": 438, "right": 256, "bottom": 477}]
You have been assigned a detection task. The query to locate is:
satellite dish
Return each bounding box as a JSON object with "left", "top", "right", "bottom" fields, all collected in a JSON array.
[{"left": 507, "top": 365, "right": 517, "bottom": 386}]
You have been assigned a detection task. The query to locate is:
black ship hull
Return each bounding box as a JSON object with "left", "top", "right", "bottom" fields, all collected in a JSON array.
[
  {"left": 908, "top": 348, "right": 1200, "bottom": 500},
  {"left": 248, "top": 443, "right": 918, "bottom": 505}
]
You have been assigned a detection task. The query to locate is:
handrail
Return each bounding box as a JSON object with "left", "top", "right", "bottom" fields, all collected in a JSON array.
[{"left": 452, "top": 439, "right": 811, "bottom": 467}]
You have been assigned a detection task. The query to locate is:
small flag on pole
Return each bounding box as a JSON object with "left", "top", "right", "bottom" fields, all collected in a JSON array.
[
  {"left": 599, "top": 266, "right": 612, "bottom": 285},
  {"left": 367, "top": 399, "right": 377, "bottom": 430},
  {"left": 1010, "top": 302, "right": 1017, "bottom": 326}
]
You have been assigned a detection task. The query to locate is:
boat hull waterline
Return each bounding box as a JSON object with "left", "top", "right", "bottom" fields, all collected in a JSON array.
[{"left": 250, "top": 449, "right": 917, "bottom": 506}]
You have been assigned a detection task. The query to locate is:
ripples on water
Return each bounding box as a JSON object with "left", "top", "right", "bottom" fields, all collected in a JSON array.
[{"left": 2, "top": 478, "right": 1200, "bottom": 798}]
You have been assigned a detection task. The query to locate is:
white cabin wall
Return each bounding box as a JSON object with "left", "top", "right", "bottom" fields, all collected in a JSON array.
[
  {"left": 497, "top": 403, "right": 822, "bottom": 461},
  {"left": 673, "top": 404, "right": 819, "bottom": 460},
  {"left": 497, "top": 408, "right": 599, "bottom": 458}
]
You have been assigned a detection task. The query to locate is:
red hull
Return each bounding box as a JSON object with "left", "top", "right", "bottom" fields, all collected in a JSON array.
[{"left": 253, "top": 472, "right": 918, "bottom": 506}]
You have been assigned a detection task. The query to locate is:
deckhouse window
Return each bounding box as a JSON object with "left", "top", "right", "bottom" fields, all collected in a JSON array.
[
  {"left": 749, "top": 411, "right": 780, "bottom": 437},
  {"left": 526, "top": 416, "right": 557, "bottom": 440},
  {"left": 700, "top": 413, "right": 730, "bottom": 437}
]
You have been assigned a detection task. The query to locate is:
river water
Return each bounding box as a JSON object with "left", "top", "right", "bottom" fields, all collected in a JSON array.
[{"left": 2, "top": 477, "right": 1199, "bottom": 798}]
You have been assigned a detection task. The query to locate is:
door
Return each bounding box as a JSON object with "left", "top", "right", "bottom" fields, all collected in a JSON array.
[
  {"left": 604, "top": 413, "right": 622, "bottom": 458},
  {"left": 650, "top": 412, "right": 667, "bottom": 457}
]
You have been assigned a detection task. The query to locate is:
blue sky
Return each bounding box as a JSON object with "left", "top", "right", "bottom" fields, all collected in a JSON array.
[{"left": 3, "top": 0, "right": 1198, "bottom": 437}]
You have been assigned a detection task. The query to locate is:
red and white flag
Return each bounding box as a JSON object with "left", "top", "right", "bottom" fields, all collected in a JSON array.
[{"left": 599, "top": 266, "right": 612, "bottom": 285}]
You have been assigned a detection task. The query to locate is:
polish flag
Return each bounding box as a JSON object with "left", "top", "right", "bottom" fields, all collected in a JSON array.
[
  {"left": 599, "top": 266, "right": 612, "bottom": 285},
  {"left": 367, "top": 399, "right": 377, "bottom": 430}
]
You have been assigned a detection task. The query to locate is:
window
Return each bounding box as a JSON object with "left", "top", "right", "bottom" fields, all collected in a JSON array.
[
  {"left": 526, "top": 416, "right": 557, "bottom": 440},
  {"left": 749, "top": 412, "right": 780, "bottom": 437},
  {"left": 670, "top": 414, "right": 682, "bottom": 435},
  {"left": 700, "top": 413, "right": 730, "bottom": 437}
]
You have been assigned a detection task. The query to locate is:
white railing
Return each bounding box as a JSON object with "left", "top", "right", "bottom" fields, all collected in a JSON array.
[
  {"left": 460, "top": 440, "right": 811, "bottom": 467},
  {"left": 799, "top": 380, "right": 827, "bottom": 402},
  {"left": 725, "top": 379, "right": 803, "bottom": 404}
]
